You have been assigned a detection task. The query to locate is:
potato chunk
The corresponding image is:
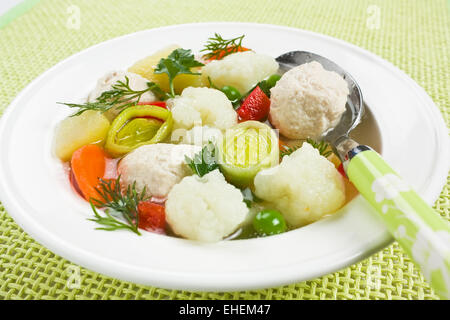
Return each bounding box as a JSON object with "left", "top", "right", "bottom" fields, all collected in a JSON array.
[{"left": 54, "top": 111, "right": 110, "bottom": 161}]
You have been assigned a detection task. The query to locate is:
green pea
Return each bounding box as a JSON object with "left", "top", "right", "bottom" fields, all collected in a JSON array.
[
  {"left": 265, "top": 74, "right": 281, "bottom": 88},
  {"left": 221, "top": 86, "right": 242, "bottom": 102},
  {"left": 253, "top": 209, "right": 287, "bottom": 236}
]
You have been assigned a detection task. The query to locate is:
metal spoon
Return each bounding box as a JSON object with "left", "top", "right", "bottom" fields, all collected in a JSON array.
[{"left": 276, "top": 51, "right": 450, "bottom": 299}]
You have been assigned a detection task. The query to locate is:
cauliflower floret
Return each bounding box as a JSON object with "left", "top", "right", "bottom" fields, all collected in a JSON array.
[
  {"left": 166, "top": 170, "right": 248, "bottom": 242},
  {"left": 202, "top": 51, "right": 279, "bottom": 94},
  {"left": 171, "top": 125, "right": 223, "bottom": 146},
  {"left": 118, "top": 144, "right": 201, "bottom": 198},
  {"left": 254, "top": 142, "right": 345, "bottom": 227},
  {"left": 168, "top": 87, "right": 237, "bottom": 130},
  {"left": 270, "top": 61, "right": 349, "bottom": 139},
  {"left": 88, "top": 71, "right": 157, "bottom": 119}
]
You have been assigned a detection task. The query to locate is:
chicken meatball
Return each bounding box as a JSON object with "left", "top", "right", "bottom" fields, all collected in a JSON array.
[
  {"left": 269, "top": 61, "right": 349, "bottom": 139},
  {"left": 118, "top": 143, "right": 201, "bottom": 198}
]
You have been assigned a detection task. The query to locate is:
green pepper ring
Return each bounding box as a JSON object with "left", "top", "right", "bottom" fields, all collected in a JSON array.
[{"left": 105, "top": 105, "right": 173, "bottom": 157}]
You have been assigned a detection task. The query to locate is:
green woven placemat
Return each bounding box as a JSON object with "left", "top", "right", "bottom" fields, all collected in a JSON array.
[{"left": 0, "top": 0, "right": 449, "bottom": 300}]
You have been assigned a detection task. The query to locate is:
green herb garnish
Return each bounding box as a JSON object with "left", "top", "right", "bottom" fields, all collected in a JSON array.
[
  {"left": 256, "top": 80, "right": 272, "bottom": 97},
  {"left": 280, "top": 138, "right": 333, "bottom": 158},
  {"left": 306, "top": 138, "right": 333, "bottom": 157},
  {"left": 154, "top": 48, "right": 204, "bottom": 98},
  {"left": 241, "top": 187, "right": 262, "bottom": 208},
  {"left": 185, "top": 142, "right": 219, "bottom": 177},
  {"left": 201, "top": 33, "right": 246, "bottom": 60},
  {"left": 60, "top": 77, "right": 167, "bottom": 117},
  {"left": 241, "top": 74, "right": 281, "bottom": 101},
  {"left": 279, "top": 145, "right": 300, "bottom": 158},
  {"left": 207, "top": 76, "right": 219, "bottom": 89},
  {"left": 88, "top": 176, "right": 147, "bottom": 235}
]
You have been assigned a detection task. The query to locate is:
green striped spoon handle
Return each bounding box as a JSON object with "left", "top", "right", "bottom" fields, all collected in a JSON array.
[{"left": 344, "top": 146, "right": 450, "bottom": 299}]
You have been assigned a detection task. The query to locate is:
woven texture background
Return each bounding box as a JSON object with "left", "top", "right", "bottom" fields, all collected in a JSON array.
[{"left": 0, "top": 0, "right": 449, "bottom": 300}]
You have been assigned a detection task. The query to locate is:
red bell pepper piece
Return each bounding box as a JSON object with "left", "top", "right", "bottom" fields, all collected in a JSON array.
[
  {"left": 237, "top": 86, "right": 271, "bottom": 121},
  {"left": 138, "top": 101, "right": 167, "bottom": 109},
  {"left": 137, "top": 201, "right": 166, "bottom": 234},
  {"left": 337, "top": 163, "right": 347, "bottom": 178}
]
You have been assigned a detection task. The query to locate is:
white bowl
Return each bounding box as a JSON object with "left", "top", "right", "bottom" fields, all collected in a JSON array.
[{"left": 0, "top": 23, "right": 448, "bottom": 291}]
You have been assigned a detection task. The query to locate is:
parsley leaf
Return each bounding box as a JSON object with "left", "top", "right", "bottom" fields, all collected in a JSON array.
[
  {"left": 154, "top": 48, "right": 204, "bottom": 97},
  {"left": 185, "top": 142, "right": 219, "bottom": 177}
]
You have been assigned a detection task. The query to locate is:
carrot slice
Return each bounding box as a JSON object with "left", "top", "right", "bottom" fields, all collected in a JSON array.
[
  {"left": 278, "top": 138, "right": 290, "bottom": 153},
  {"left": 71, "top": 144, "right": 107, "bottom": 201},
  {"left": 344, "top": 178, "right": 359, "bottom": 202},
  {"left": 205, "top": 46, "right": 250, "bottom": 61}
]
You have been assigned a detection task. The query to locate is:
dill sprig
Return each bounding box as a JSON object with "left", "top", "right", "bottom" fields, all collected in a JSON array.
[
  {"left": 279, "top": 144, "right": 300, "bottom": 158},
  {"left": 185, "top": 142, "right": 219, "bottom": 177},
  {"left": 280, "top": 138, "right": 333, "bottom": 158},
  {"left": 88, "top": 176, "right": 148, "bottom": 235},
  {"left": 306, "top": 138, "right": 333, "bottom": 158},
  {"left": 59, "top": 76, "right": 168, "bottom": 117},
  {"left": 201, "top": 33, "right": 246, "bottom": 60}
]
